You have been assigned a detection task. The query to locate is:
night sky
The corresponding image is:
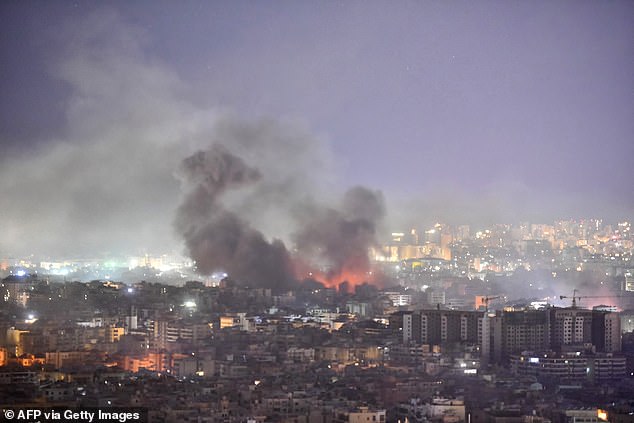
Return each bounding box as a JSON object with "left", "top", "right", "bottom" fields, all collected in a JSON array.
[{"left": 0, "top": 1, "right": 632, "bottom": 257}]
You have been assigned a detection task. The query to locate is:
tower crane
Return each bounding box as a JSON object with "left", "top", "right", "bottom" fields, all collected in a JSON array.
[
  {"left": 482, "top": 295, "right": 502, "bottom": 313},
  {"left": 559, "top": 289, "right": 624, "bottom": 308}
]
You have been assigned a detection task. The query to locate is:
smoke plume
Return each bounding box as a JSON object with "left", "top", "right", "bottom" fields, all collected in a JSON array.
[
  {"left": 174, "top": 144, "right": 295, "bottom": 289},
  {"left": 294, "top": 186, "right": 386, "bottom": 283},
  {"left": 0, "top": 7, "right": 387, "bottom": 290},
  {"left": 174, "top": 137, "right": 386, "bottom": 290}
]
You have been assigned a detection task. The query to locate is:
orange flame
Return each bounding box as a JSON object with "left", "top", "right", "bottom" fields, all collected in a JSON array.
[
  {"left": 292, "top": 255, "right": 387, "bottom": 292},
  {"left": 295, "top": 264, "right": 378, "bottom": 293}
]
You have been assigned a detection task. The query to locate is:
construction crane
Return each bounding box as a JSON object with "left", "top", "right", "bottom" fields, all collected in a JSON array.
[
  {"left": 482, "top": 295, "right": 502, "bottom": 313},
  {"left": 559, "top": 289, "right": 624, "bottom": 308}
]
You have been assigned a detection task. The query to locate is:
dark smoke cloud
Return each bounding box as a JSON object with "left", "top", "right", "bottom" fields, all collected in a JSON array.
[
  {"left": 294, "top": 186, "right": 386, "bottom": 278},
  {"left": 174, "top": 140, "right": 386, "bottom": 289},
  {"left": 0, "top": 7, "right": 388, "bottom": 287},
  {"left": 174, "top": 144, "right": 295, "bottom": 289}
]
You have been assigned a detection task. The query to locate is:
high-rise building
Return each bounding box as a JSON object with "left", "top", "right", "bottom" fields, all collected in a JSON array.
[
  {"left": 549, "top": 308, "right": 593, "bottom": 351},
  {"left": 491, "top": 309, "right": 550, "bottom": 363},
  {"left": 401, "top": 306, "right": 621, "bottom": 364},
  {"left": 480, "top": 313, "right": 493, "bottom": 365},
  {"left": 591, "top": 310, "right": 621, "bottom": 353},
  {"left": 402, "top": 309, "right": 482, "bottom": 346}
]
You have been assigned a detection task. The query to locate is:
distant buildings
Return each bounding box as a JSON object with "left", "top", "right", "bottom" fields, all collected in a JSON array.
[
  {"left": 401, "top": 305, "right": 622, "bottom": 367},
  {"left": 510, "top": 351, "right": 626, "bottom": 384},
  {"left": 403, "top": 309, "right": 483, "bottom": 346},
  {"left": 0, "top": 217, "right": 632, "bottom": 418}
]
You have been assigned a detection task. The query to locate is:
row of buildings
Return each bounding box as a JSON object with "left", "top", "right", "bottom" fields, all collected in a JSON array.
[{"left": 401, "top": 306, "right": 621, "bottom": 363}]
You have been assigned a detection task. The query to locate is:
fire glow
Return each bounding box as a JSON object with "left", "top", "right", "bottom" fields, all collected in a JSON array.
[{"left": 299, "top": 263, "right": 381, "bottom": 293}]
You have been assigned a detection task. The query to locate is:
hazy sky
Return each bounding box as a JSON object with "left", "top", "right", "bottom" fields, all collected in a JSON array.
[{"left": 0, "top": 1, "right": 632, "bottom": 257}]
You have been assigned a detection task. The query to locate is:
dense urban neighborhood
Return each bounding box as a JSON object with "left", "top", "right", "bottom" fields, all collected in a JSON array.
[{"left": 2, "top": 220, "right": 633, "bottom": 422}]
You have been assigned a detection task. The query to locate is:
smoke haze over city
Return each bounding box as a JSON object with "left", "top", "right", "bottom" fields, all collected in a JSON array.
[
  {"left": 2, "top": 3, "right": 634, "bottom": 419},
  {"left": 0, "top": 1, "right": 632, "bottom": 261}
]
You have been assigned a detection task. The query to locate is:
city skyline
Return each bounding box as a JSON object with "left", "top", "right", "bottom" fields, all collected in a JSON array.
[{"left": 2, "top": 2, "right": 634, "bottom": 417}]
